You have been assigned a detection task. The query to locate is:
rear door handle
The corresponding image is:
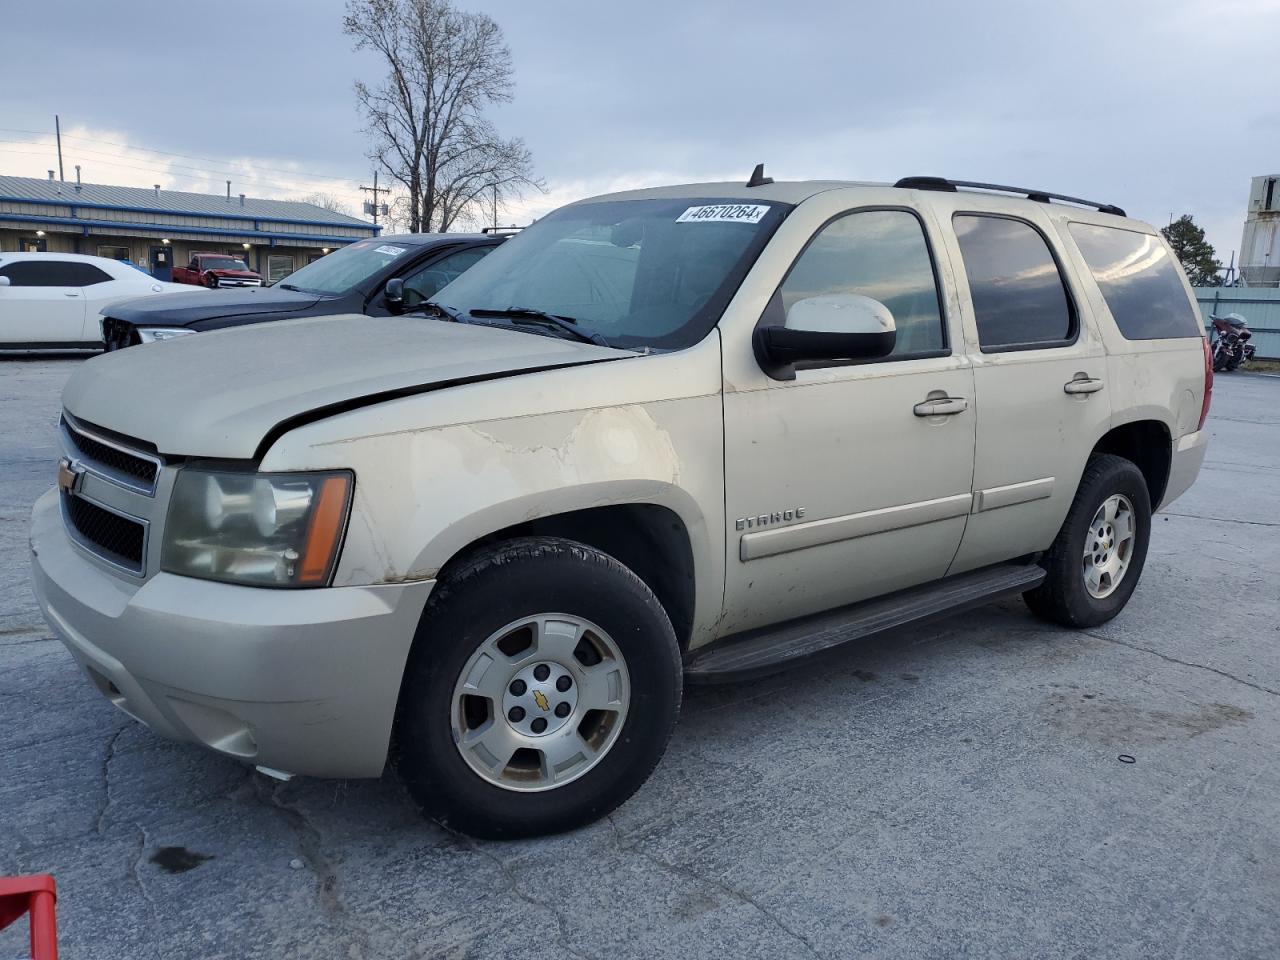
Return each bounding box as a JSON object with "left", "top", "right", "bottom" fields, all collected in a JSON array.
[
  {"left": 913, "top": 396, "right": 969, "bottom": 417},
  {"left": 1063, "top": 377, "right": 1104, "bottom": 395},
  {"left": 63, "top": 291, "right": 81, "bottom": 297}
]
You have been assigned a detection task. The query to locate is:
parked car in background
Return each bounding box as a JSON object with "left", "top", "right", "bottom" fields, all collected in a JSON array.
[
  {"left": 171, "top": 252, "right": 264, "bottom": 289},
  {"left": 101, "top": 233, "right": 503, "bottom": 348},
  {"left": 0, "top": 252, "right": 191, "bottom": 353},
  {"left": 32, "top": 175, "right": 1210, "bottom": 839}
]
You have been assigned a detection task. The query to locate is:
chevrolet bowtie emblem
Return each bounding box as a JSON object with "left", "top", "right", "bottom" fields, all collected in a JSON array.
[
  {"left": 57, "top": 458, "right": 84, "bottom": 495},
  {"left": 532, "top": 690, "right": 550, "bottom": 712}
]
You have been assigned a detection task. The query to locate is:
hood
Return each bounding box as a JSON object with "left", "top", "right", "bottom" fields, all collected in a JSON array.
[
  {"left": 209, "top": 269, "right": 261, "bottom": 278},
  {"left": 105, "top": 287, "right": 323, "bottom": 326},
  {"left": 62, "top": 313, "right": 630, "bottom": 459}
]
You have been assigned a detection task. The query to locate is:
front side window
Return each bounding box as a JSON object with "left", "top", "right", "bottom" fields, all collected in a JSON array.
[
  {"left": 778, "top": 209, "right": 946, "bottom": 357},
  {"left": 403, "top": 246, "right": 492, "bottom": 308},
  {"left": 954, "top": 215, "right": 1074, "bottom": 351},
  {"left": 1068, "top": 223, "right": 1201, "bottom": 340},
  {"left": 433, "top": 197, "right": 789, "bottom": 350}
]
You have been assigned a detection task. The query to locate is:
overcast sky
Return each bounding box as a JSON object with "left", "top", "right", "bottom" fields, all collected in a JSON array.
[{"left": 2, "top": 0, "right": 1276, "bottom": 262}]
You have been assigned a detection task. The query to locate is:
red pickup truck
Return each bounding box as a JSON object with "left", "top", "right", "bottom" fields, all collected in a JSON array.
[{"left": 172, "top": 252, "right": 264, "bottom": 288}]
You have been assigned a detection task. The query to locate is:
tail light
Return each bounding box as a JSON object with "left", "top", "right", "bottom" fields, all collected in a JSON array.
[{"left": 1198, "top": 337, "right": 1214, "bottom": 431}]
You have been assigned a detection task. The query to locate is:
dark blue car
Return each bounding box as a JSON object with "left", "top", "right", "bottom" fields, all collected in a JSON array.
[{"left": 101, "top": 233, "right": 504, "bottom": 349}]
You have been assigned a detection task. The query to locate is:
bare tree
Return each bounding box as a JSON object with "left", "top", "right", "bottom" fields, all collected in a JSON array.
[
  {"left": 292, "top": 192, "right": 354, "bottom": 217},
  {"left": 344, "top": 0, "right": 541, "bottom": 232}
]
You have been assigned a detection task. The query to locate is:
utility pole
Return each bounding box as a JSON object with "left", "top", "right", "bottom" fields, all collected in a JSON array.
[
  {"left": 492, "top": 185, "right": 498, "bottom": 231},
  {"left": 360, "top": 170, "right": 388, "bottom": 228},
  {"left": 54, "top": 115, "right": 64, "bottom": 182}
]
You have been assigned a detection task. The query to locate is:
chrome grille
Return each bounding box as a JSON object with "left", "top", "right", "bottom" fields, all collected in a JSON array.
[
  {"left": 62, "top": 493, "right": 147, "bottom": 574},
  {"left": 60, "top": 414, "right": 161, "bottom": 496}
]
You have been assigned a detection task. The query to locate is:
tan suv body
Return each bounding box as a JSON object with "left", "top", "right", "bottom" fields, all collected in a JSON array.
[{"left": 31, "top": 177, "right": 1210, "bottom": 836}]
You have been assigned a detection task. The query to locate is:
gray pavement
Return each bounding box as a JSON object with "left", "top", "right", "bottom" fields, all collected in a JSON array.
[{"left": 2, "top": 359, "right": 1278, "bottom": 960}]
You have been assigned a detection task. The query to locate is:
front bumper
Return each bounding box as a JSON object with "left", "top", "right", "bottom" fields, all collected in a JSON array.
[
  {"left": 30, "top": 488, "right": 433, "bottom": 778},
  {"left": 1160, "top": 428, "right": 1209, "bottom": 510}
]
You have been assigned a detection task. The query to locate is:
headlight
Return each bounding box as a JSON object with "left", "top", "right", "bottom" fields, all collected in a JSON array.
[
  {"left": 162, "top": 469, "right": 353, "bottom": 587},
  {"left": 138, "top": 327, "right": 195, "bottom": 343}
]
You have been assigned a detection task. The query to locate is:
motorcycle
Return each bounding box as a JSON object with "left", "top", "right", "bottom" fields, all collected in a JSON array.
[{"left": 1209, "top": 313, "right": 1257, "bottom": 372}]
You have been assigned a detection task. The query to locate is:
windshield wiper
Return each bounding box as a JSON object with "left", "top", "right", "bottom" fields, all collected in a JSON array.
[
  {"left": 470, "top": 306, "right": 611, "bottom": 347},
  {"left": 422, "top": 300, "right": 469, "bottom": 323},
  {"left": 277, "top": 283, "right": 301, "bottom": 292}
]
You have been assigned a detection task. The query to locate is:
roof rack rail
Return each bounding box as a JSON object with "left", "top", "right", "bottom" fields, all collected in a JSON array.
[{"left": 893, "top": 176, "right": 1126, "bottom": 218}]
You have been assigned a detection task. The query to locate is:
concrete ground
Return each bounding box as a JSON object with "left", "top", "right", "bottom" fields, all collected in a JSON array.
[{"left": 2, "top": 359, "right": 1278, "bottom": 960}]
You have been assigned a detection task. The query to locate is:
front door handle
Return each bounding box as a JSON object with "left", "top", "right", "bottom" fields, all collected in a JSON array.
[
  {"left": 913, "top": 396, "right": 969, "bottom": 417},
  {"left": 1064, "top": 377, "right": 1104, "bottom": 395},
  {"left": 63, "top": 291, "right": 81, "bottom": 297}
]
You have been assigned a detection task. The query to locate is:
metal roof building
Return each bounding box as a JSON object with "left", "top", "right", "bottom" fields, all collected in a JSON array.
[
  {"left": 1240, "top": 174, "right": 1280, "bottom": 287},
  {"left": 0, "top": 174, "right": 379, "bottom": 284}
]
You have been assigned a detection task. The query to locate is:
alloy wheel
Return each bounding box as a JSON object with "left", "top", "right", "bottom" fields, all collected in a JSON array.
[
  {"left": 1082, "top": 493, "right": 1136, "bottom": 599},
  {"left": 450, "top": 614, "right": 630, "bottom": 792}
]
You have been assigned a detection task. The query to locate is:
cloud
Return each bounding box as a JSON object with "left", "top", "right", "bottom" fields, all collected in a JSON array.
[
  {"left": 0, "top": 125, "right": 366, "bottom": 214},
  {"left": 3, "top": 0, "right": 1277, "bottom": 260}
]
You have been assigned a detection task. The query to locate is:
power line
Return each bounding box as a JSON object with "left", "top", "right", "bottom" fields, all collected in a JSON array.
[
  {"left": 0, "top": 127, "right": 365, "bottom": 186},
  {"left": 359, "top": 171, "right": 389, "bottom": 226}
]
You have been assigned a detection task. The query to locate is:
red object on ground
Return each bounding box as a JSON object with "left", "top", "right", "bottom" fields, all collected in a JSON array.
[{"left": 0, "top": 875, "right": 57, "bottom": 960}]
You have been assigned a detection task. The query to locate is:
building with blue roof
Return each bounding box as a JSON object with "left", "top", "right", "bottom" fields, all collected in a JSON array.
[{"left": 0, "top": 174, "right": 379, "bottom": 283}]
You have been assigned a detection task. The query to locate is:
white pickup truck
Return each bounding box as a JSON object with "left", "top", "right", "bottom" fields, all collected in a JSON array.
[{"left": 31, "top": 173, "right": 1211, "bottom": 838}]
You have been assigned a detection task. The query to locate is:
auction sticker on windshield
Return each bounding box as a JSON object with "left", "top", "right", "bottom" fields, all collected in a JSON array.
[
  {"left": 376, "top": 245, "right": 408, "bottom": 257},
  {"left": 676, "top": 204, "right": 770, "bottom": 224}
]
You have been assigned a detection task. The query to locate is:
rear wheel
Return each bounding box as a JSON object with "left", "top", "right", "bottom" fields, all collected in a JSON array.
[
  {"left": 1024, "top": 454, "right": 1151, "bottom": 628},
  {"left": 395, "top": 537, "right": 682, "bottom": 839}
]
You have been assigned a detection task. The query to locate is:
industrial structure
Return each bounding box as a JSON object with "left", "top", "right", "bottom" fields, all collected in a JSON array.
[
  {"left": 0, "top": 174, "right": 378, "bottom": 284},
  {"left": 1240, "top": 175, "right": 1280, "bottom": 287}
]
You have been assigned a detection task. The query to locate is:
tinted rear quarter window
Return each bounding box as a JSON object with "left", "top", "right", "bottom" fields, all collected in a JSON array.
[
  {"left": 1068, "top": 223, "right": 1201, "bottom": 339},
  {"left": 954, "top": 214, "right": 1075, "bottom": 351}
]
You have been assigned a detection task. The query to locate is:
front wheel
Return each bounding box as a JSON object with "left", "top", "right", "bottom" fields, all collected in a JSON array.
[
  {"left": 205, "top": 274, "right": 218, "bottom": 288},
  {"left": 395, "top": 537, "right": 682, "bottom": 839},
  {"left": 1212, "top": 344, "right": 1230, "bottom": 372},
  {"left": 1024, "top": 454, "right": 1152, "bottom": 628}
]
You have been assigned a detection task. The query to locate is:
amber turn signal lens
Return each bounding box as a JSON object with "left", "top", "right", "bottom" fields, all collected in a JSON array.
[{"left": 298, "top": 475, "right": 352, "bottom": 584}]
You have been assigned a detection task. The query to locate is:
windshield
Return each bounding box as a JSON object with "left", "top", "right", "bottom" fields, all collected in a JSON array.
[
  {"left": 203, "top": 257, "right": 250, "bottom": 271},
  {"left": 279, "top": 238, "right": 416, "bottom": 295},
  {"left": 433, "top": 197, "right": 789, "bottom": 350}
]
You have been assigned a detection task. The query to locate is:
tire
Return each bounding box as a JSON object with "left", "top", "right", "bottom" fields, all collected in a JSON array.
[
  {"left": 206, "top": 274, "right": 218, "bottom": 289},
  {"left": 394, "top": 536, "right": 682, "bottom": 839},
  {"left": 1023, "top": 454, "right": 1152, "bottom": 628}
]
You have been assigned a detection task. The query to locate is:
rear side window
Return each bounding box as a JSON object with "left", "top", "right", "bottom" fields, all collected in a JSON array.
[
  {"left": 954, "top": 215, "right": 1074, "bottom": 351},
  {"left": 1068, "top": 223, "right": 1201, "bottom": 339},
  {"left": 0, "top": 260, "right": 111, "bottom": 286},
  {"left": 779, "top": 209, "right": 946, "bottom": 357}
]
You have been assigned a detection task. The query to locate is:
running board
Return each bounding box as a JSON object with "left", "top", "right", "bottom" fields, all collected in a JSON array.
[{"left": 685, "top": 563, "right": 1046, "bottom": 683}]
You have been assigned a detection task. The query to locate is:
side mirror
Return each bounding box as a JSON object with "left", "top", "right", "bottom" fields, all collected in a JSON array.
[
  {"left": 384, "top": 277, "right": 405, "bottom": 313},
  {"left": 0, "top": 276, "right": 10, "bottom": 287},
  {"left": 753, "top": 293, "right": 896, "bottom": 380}
]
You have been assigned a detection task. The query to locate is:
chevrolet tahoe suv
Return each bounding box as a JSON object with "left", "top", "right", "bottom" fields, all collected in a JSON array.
[{"left": 31, "top": 174, "right": 1211, "bottom": 839}]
